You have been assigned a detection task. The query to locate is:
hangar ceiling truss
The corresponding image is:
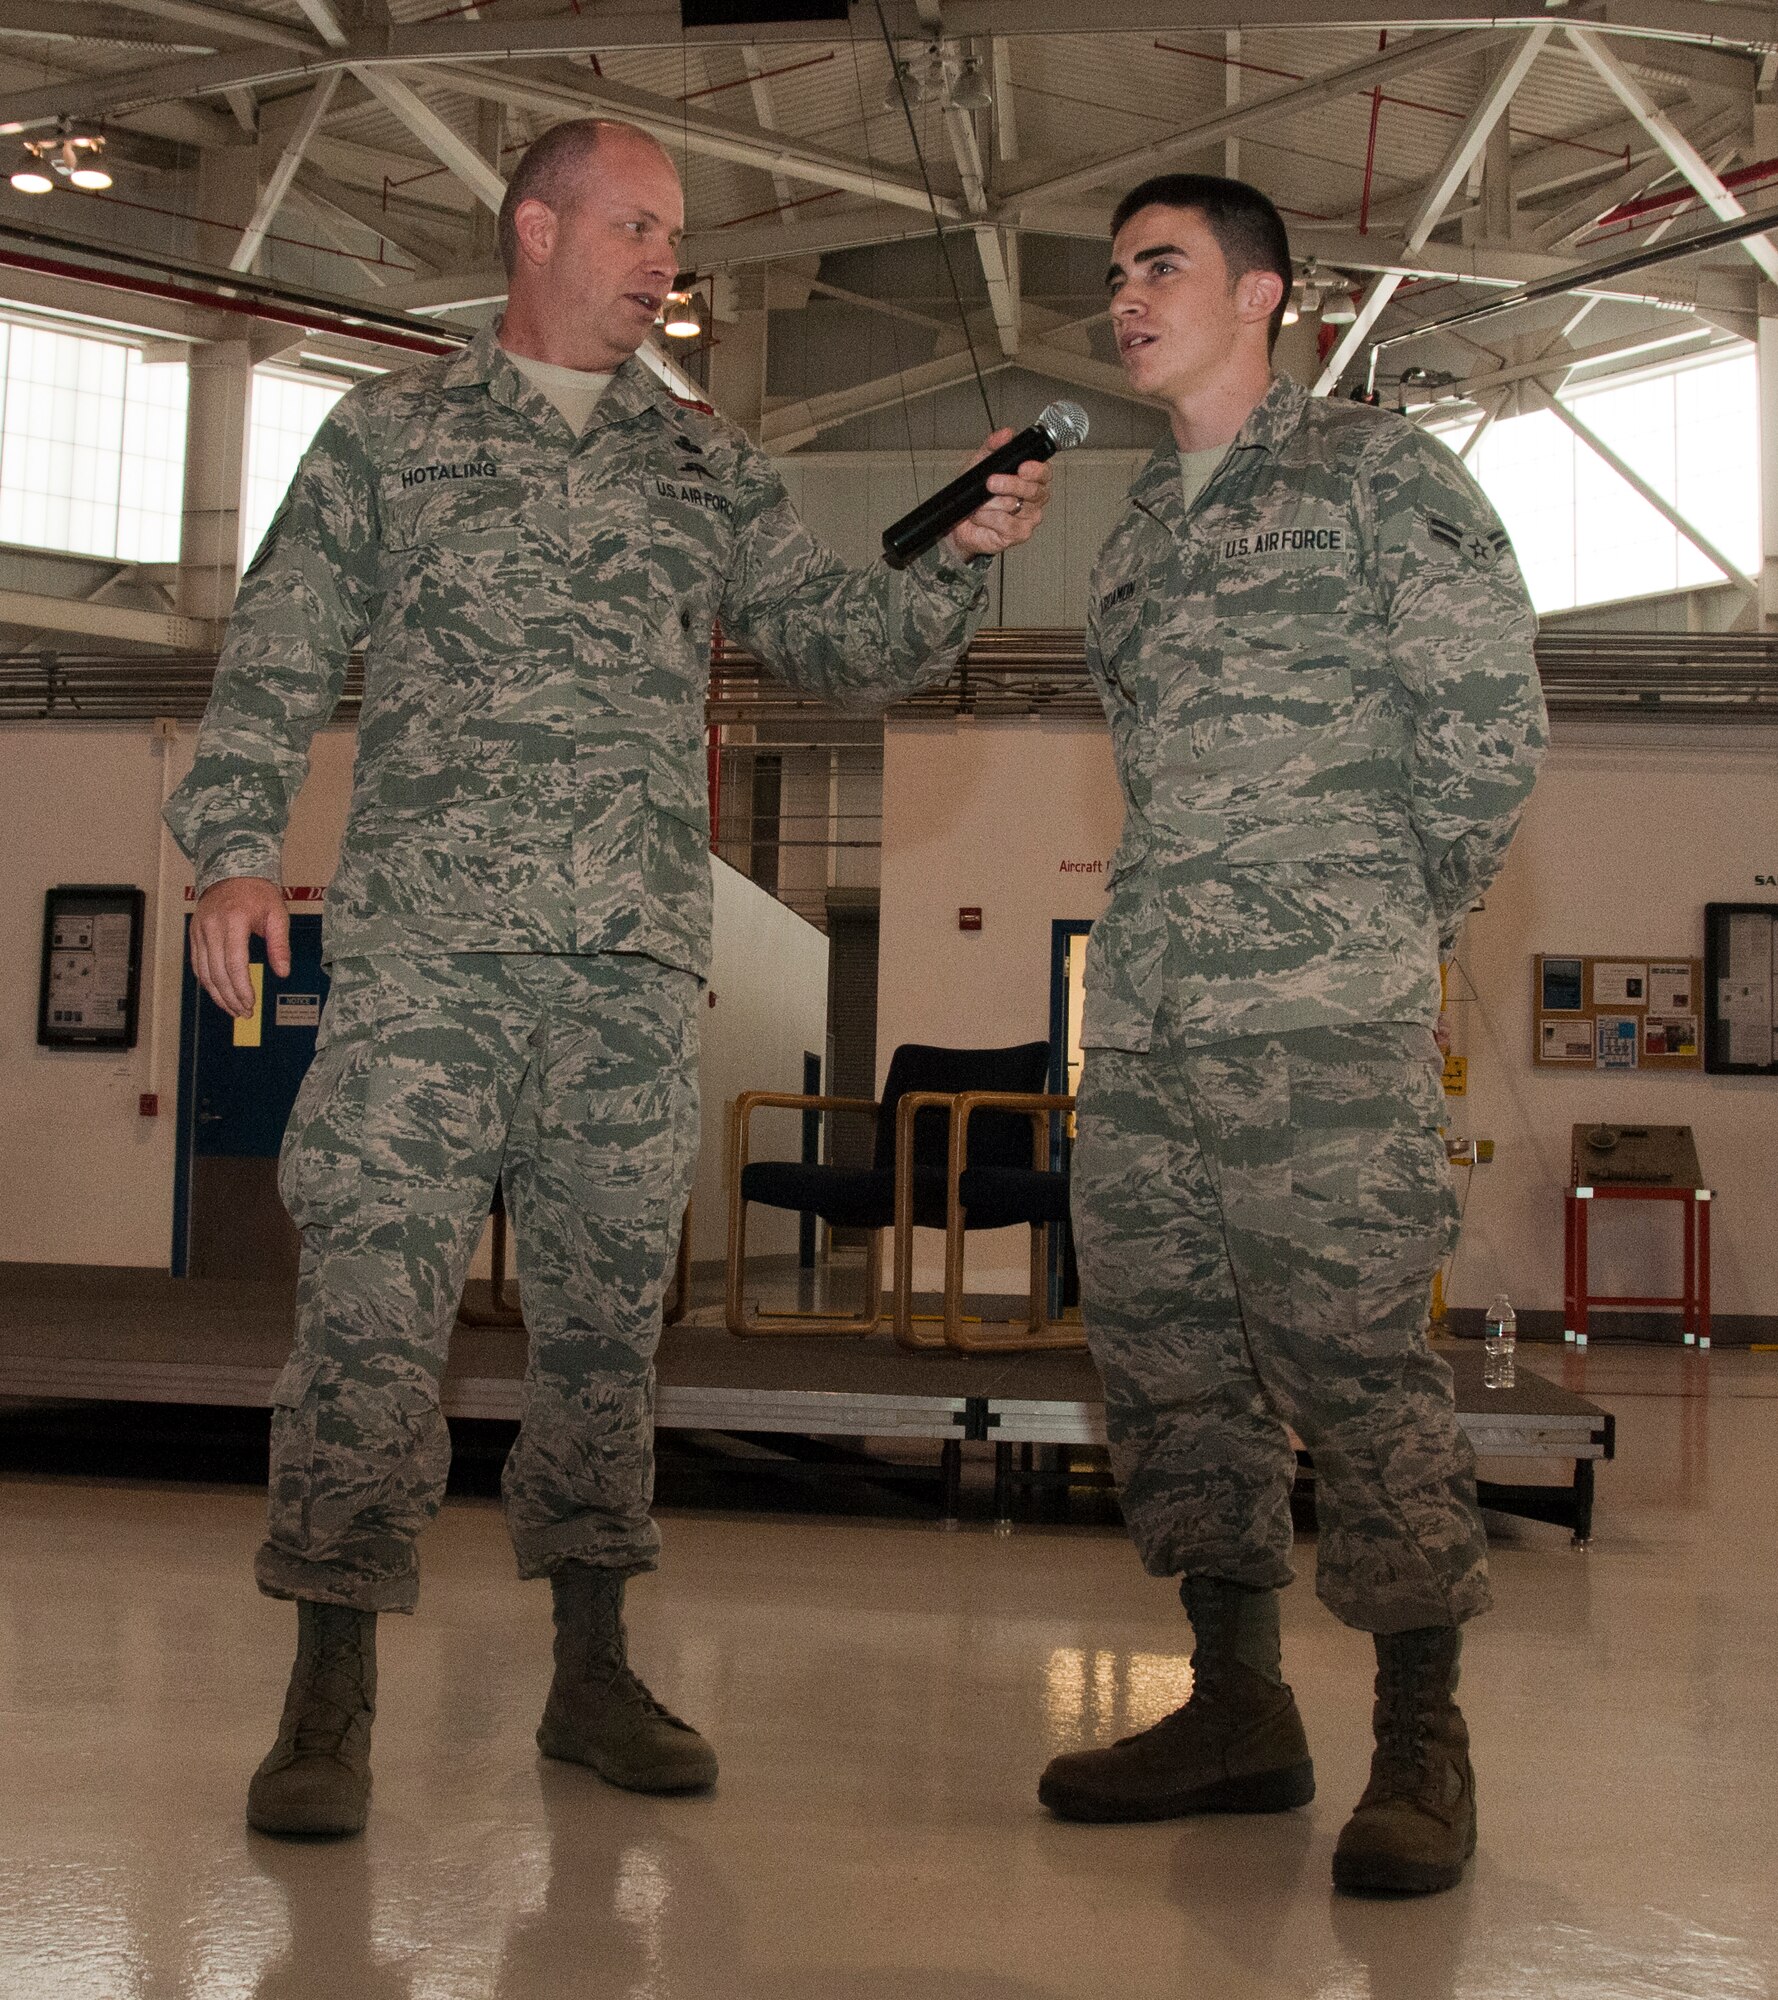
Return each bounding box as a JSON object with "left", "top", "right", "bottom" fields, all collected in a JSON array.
[{"left": 0, "top": 0, "right": 1775, "bottom": 517}]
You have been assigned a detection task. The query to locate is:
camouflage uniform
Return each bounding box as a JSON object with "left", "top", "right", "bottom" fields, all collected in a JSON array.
[
  {"left": 1075, "top": 373, "right": 1545, "bottom": 1633},
  {"left": 167, "top": 330, "right": 987, "bottom": 1610}
]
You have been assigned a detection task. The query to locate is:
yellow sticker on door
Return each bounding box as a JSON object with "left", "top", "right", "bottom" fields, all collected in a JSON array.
[{"left": 233, "top": 963, "right": 264, "bottom": 1048}]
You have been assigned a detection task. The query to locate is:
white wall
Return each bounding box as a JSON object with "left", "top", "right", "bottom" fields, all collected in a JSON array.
[
  {"left": 0, "top": 719, "right": 351, "bottom": 1268},
  {"left": 877, "top": 718, "right": 1126, "bottom": 1290},
  {"left": 774, "top": 450, "right": 1150, "bottom": 628},
  {"left": 1452, "top": 725, "right": 1778, "bottom": 1322},
  {"left": 0, "top": 722, "right": 826, "bottom": 1282},
  {"left": 876, "top": 716, "right": 1778, "bottom": 1320},
  {"left": 694, "top": 860, "right": 828, "bottom": 1269}
]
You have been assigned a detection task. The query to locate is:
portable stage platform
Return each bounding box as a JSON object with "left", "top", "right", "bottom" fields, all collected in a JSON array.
[{"left": 0, "top": 1269, "right": 1614, "bottom": 1543}]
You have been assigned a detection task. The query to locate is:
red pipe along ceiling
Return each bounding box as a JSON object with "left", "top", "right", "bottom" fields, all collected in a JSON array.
[{"left": 0, "top": 239, "right": 464, "bottom": 358}]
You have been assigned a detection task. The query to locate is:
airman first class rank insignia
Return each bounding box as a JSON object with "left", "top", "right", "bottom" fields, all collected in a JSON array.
[{"left": 1429, "top": 514, "right": 1512, "bottom": 569}]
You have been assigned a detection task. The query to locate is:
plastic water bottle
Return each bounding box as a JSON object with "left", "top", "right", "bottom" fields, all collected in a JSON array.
[{"left": 1483, "top": 1293, "right": 1517, "bottom": 1390}]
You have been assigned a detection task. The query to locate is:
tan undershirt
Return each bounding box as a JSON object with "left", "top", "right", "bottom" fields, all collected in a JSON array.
[
  {"left": 1177, "top": 443, "right": 1227, "bottom": 513},
  {"left": 502, "top": 348, "right": 614, "bottom": 434}
]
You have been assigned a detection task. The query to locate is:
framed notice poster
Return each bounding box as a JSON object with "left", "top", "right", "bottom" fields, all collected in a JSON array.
[
  {"left": 1531, "top": 951, "right": 1703, "bottom": 1072},
  {"left": 37, "top": 884, "right": 145, "bottom": 1049},
  {"left": 1704, "top": 902, "right": 1778, "bottom": 1076}
]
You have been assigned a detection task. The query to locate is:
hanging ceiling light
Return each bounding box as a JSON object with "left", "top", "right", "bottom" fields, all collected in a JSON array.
[
  {"left": 66, "top": 141, "right": 113, "bottom": 192},
  {"left": 883, "top": 58, "right": 920, "bottom": 109},
  {"left": 10, "top": 148, "right": 54, "bottom": 196},
  {"left": 10, "top": 128, "right": 111, "bottom": 194},
  {"left": 661, "top": 280, "right": 703, "bottom": 340},
  {"left": 1282, "top": 293, "right": 1301, "bottom": 327},
  {"left": 949, "top": 57, "right": 992, "bottom": 112},
  {"left": 1322, "top": 290, "right": 1358, "bottom": 325}
]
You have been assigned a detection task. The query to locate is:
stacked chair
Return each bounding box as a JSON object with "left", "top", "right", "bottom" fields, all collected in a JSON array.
[{"left": 725, "top": 1041, "right": 1081, "bottom": 1352}]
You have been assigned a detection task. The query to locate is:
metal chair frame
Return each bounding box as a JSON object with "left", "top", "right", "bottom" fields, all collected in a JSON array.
[
  {"left": 892, "top": 1089, "right": 1084, "bottom": 1353},
  {"left": 726, "top": 1092, "right": 885, "bottom": 1336}
]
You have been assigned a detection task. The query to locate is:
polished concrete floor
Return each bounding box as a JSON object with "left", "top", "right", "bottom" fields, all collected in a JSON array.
[{"left": 1, "top": 1346, "right": 1774, "bottom": 2000}]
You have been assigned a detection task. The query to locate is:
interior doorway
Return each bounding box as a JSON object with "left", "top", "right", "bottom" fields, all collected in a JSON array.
[
  {"left": 1047, "top": 919, "right": 1094, "bottom": 1313},
  {"left": 172, "top": 913, "right": 329, "bottom": 1281}
]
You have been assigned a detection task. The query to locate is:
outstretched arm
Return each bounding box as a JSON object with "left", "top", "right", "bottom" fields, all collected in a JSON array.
[{"left": 718, "top": 429, "right": 1051, "bottom": 708}]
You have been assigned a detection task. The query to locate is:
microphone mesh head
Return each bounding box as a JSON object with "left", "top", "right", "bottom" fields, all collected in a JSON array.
[{"left": 1037, "top": 400, "right": 1090, "bottom": 450}]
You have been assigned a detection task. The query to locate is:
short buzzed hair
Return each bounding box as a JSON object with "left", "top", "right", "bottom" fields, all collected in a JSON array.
[
  {"left": 1110, "top": 173, "right": 1294, "bottom": 353},
  {"left": 496, "top": 118, "right": 669, "bottom": 275}
]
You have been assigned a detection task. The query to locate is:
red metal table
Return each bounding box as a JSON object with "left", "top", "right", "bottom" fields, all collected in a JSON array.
[{"left": 1563, "top": 1180, "right": 1712, "bottom": 1349}]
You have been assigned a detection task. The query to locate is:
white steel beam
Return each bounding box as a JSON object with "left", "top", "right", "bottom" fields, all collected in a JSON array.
[
  {"left": 991, "top": 39, "right": 1017, "bottom": 164},
  {"left": 740, "top": 42, "right": 800, "bottom": 225},
  {"left": 5, "top": 4, "right": 1763, "bottom": 139},
  {"left": 0, "top": 8, "right": 216, "bottom": 53},
  {"left": 760, "top": 335, "right": 1145, "bottom": 451},
  {"left": 1454, "top": 391, "right": 1505, "bottom": 461},
  {"left": 1002, "top": 28, "right": 1515, "bottom": 215},
  {"left": 289, "top": 0, "right": 349, "bottom": 50},
  {"left": 1224, "top": 30, "right": 1241, "bottom": 180},
  {"left": 291, "top": 164, "right": 457, "bottom": 271},
  {"left": 686, "top": 211, "right": 943, "bottom": 272},
  {"left": 230, "top": 72, "right": 341, "bottom": 272},
  {"left": 353, "top": 68, "right": 506, "bottom": 214},
  {"left": 1431, "top": 322, "right": 1717, "bottom": 402},
  {"left": 1527, "top": 105, "right": 1742, "bottom": 250},
  {"left": 0, "top": 587, "right": 214, "bottom": 649},
  {"left": 65, "top": 0, "right": 322, "bottom": 53},
  {"left": 1525, "top": 378, "right": 1756, "bottom": 594},
  {"left": 437, "top": 61, "right": 957, "bottom": 219},
  {"left": 1316, "top": 27, "right": 1551, "bottom": 394},
  {"left": 943, "top": 89, "right": 1021, "bottom": 356},
  {"left": 1566, "top": 26, "right": 1778, "bottom": 284}
]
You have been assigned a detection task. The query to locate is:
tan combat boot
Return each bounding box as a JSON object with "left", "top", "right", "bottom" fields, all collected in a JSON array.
[
  {"left": 1333, "top": 1625, "right": 1476, "bottom": 1895},
  {"left": 1038, "top": 1577, "right": 1315, "bottom": 1823},
  {"left": 247, "top": 1600, "right": 376, "bottom": 1838},
  {"left": 536, "top": 1567, "right": 717, "bottom": 1794}
]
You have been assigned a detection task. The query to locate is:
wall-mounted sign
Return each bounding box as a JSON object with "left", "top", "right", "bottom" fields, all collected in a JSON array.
[
  {"left": 1703, "top": 902, "right": 1778, "bottom": 1076},
  {"left": 958, "top": 907, "right": 983, "bottom": 932},
  {"left": 38, "top": 884, "right": 145, "bottom": 1049}
]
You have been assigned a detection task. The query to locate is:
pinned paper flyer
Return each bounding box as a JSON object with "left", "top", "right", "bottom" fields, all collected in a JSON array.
[
  {"left": 1542, "top": 1018, "right": 1593, "bottom": 1061},
  {"left": 1596, "top": 1014, "right": 1638, "bottom": 1069},
  {"left": 1593, "top": 962, "right": 1647, "bottom": 1007}
]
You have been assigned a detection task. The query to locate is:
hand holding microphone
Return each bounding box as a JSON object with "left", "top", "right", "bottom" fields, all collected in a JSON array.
[{"left": 883, "top": 400, "right": 1088, "bottom": 569}]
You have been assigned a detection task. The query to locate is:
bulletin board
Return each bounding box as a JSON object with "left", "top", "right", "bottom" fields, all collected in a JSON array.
[
  {"left": 1703, "top": 902, "right": 1778, "bottom": 1076},
  {"left": 1531, "top": 953, "right": 1703, "bottom": 1072}
]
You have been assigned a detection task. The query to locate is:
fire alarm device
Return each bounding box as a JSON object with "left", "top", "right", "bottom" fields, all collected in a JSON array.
[{"left": 959, "top": 908, "right": 983, "bottom": 932}]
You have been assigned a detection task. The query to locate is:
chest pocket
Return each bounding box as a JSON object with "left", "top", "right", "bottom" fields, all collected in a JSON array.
[{"left": 380, "top": 478, "right": 541, "bottom": 568}]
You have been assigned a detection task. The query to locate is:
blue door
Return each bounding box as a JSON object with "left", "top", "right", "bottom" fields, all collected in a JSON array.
[{"left": 173, "top": 913, "right": 329, "bottom": 1280}]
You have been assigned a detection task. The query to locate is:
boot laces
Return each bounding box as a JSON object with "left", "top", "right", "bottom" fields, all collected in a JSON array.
[
  {"left": 290, "top": 1625, "right": 370, "bottom": 1758},
  {"left": 604, "top": 1663, "right": 695, "bottom": 1733}
]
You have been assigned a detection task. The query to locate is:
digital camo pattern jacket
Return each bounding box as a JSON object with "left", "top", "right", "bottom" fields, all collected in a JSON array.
[
  {"left": 166, "top": 329, "right": 989, "bottom": 971},
  {"left": 1082, "top": 371, "right": 1546, "bottom": 1054}
]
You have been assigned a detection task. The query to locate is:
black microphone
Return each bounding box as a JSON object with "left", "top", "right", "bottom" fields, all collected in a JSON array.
[{"left": 880, "top": 401, "right": 1089, "bottom": 570}]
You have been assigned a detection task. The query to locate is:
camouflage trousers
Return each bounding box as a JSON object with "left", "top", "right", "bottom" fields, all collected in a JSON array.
[
  {"left": 1072, "top": 1020, "right": 1490, "bottom": 1634},
  {"left": 260, "top": 952, "right": 700, "bottom": 1613}
]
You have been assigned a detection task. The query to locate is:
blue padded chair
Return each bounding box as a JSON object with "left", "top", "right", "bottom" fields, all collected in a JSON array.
[{"left": 726, "top": 1042, "right": 1077, "bottom": 1349}]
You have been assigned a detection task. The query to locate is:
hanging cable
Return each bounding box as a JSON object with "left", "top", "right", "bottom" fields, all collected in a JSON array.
[
  {"left": 865, "top": 0, "right": 998, "bottom": 435},
  {"left": 844, "top": 27, "right": 925, "bottom": 494}
]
